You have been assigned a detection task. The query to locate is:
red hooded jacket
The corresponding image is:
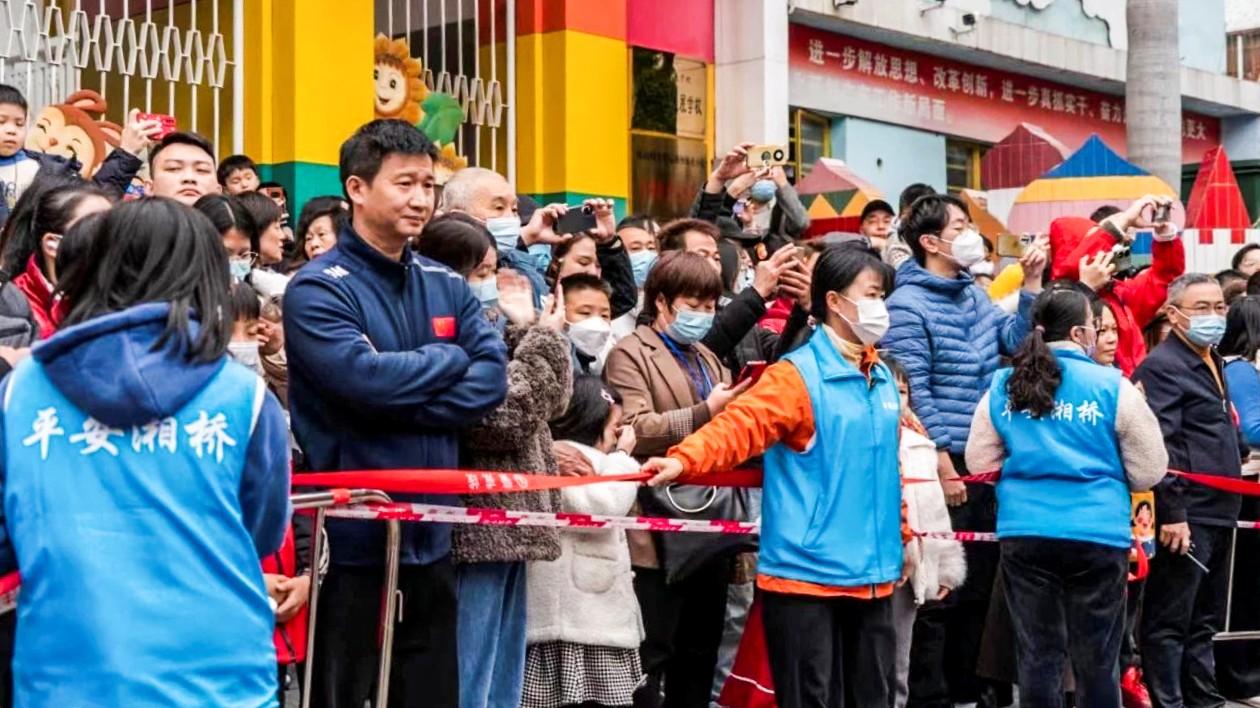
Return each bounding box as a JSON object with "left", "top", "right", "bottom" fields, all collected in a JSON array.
[
  {"left": 1049, "top": 216, "right": 1185, "bottom": 376},
  {"left": 12, "top": 255, "right": 55, "bottom": 339}
]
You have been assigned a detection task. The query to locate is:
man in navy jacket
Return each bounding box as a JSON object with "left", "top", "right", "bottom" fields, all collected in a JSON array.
[
  {"left": 286, "top": 120, "right": 507, "bottom": 708},
  {"left": 1133, "top": 273, "right": 1245, "bottom": 708}
]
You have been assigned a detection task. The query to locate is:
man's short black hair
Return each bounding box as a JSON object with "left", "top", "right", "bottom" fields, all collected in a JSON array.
[
  {"left": 898, "top": 183, "right": 936, "bottom": 214},
  {"left": 1090, "top": 205, "right": 1122, "bottom": 223},
  {"left": 339, "top": 120, "right": 438, "bottom": 198},
  {"left": 150, "top": 131, "right": 216, "bottom": 170},
  {"left": 901, "top": 193, "right": 970, "bottom": 265},
  {"left": 218, "top": 154, "right": 257, "bottom": 186},
  {"left": 0, "top": 84, "right": 27, "bottom": 113}
]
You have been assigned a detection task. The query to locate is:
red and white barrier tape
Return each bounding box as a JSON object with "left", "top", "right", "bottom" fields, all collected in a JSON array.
[{"left": 325, "top": 503, "right": 761, "bottom": 535}]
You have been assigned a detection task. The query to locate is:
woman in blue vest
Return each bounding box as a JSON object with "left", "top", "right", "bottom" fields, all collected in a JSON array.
[
  {"left": 965, "top": 285, "right": 1168, "bottom": 708},
  {"left": 0, "top": 197, "right": 291, "bottom": 706},
  {"left": 643, "top": 244, "right": 911, "bottom": 708}
]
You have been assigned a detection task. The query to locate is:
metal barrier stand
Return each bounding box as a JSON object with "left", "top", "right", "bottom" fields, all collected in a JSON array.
[{"left": 293, "top": 490, "right": 401, "bottom": 708}]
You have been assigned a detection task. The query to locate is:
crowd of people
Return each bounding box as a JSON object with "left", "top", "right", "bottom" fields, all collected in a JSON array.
[{"left": 0, "top": 80, "right": 1251, "bottom": 708}]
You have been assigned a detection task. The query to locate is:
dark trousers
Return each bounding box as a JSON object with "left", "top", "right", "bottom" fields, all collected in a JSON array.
[
  {"left": 1001, "top": 537, "right": 1128, "bottom": 708},
  {"left": 1142, "top": 524, "right": 1232, "bottom": 708},
  {"left": 761, "top": 590, "right": 895, "bottom": 708},
  {"left": 308, "top": 558, "right": 459, "bottom": 708},
  {"left": 1121, "top": 579, "right": 1146, "bottom": 670},
  {"left": 634, "top": 564, "right": 729, "bottom": 708},
  {"left": 1216, "top": 496, "right": 1260, "bottom": 700},
  {"left": 908, "top": 471, "right": 999, "bottom": 708}
]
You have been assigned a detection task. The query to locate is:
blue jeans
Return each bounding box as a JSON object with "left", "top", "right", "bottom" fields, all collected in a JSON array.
[
  {"left": 1001, "top": 537, "right": 1128, "bottom": 708},
  {"left": 456, "top": 561, "right": 527, "bottom": 708}
]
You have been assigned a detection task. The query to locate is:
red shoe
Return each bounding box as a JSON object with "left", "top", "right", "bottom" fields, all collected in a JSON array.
[{"left": 1121, "top": 666, "right": 1152, "bottom": 708}]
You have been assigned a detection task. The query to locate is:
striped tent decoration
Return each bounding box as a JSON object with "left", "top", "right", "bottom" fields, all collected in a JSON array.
[
  {"left": 1005, "top": 134, "right": 1184, "bottom": 237},
  {"left": 1176, "top": 147, "right": 1256, "bottom": 273},
  {"left": 796, "top": 158, "right": 886, "bottom": 238},
  {"left": 980, "top": 123, "right": 1069, "bottom": 226}
]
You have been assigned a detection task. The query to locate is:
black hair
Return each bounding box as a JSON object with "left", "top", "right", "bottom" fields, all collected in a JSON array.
[
  {"left": 1248, "top": 271, "right": 1260, "bottom": 296},
  {"left": 900, "top": 193, "right": 969, "bottom": 265},
  {"left": 53, "top": 210, "right": 105, "bottom": 298},
  {"left": 229, "top": 280, "right": 261, "bottom": 323},
  {"left": 809, "top": 242, "right": 894, "bottom": 322},
  {"left": 0, "top": 84, "right": 27, "bottom": 113},
  {"left": 1233, "top": 244, "right": 1260, "bottom": 272},
  {"left": 217, "top": 154, "right": 257, "bottom": 187},
  {"left": 258, "top": 181, "right": 286, "bottom": 195},
  {"left": 291, "top": 196, "right": 347, "bottom": 267},
  {"left": 1220, "top": 295, "right": 1260, "bottom": 361},
  {"left": 58, "top": 198, "right": 232, "bottom": 363},
  {"left": 1135, "top": 500, "right": 1153, "bottom": 516},
  {"left": 194, "top": 193, "right": 258, "bottom": 245},
  {"left": 233, "top": 191, "right": 283, "bottom": 253},
  {"left": 549, "top": 375, "right": 623, "bottom": 448},
  {"left": 0, "top": 176, "right": 111, "bottom": 282},
  {"left": 149, "top": 131, "right": 216, "bottom": 170},
  {"left": 1006, "top": 286, "right": 1093, "bottom": 417},
  {"left": 898, "top": 183, "right": 936, "bottom": 213},
  {"left": 339, "top": 119, "right": 438, "bottom": 198},
  {"left": 545, "top": 234, "right": 596, "bottom": 285},
  {"left": 1144, "top": 312, "right": 1170, "bottom": 353},
  {"left": 560, "top": 272, "right": 612, "bottom": 299},
  {"left": 883, "top": 354, "right": 907, "bottom": 384},
  {"left": 658, "top": 218, "right": 719, "bottom": 253},
  {"left": 1090, "top": 205, "right": 1122, "bottom": 223},
  {"left": 1217, "top": 268, "right": 1247, "bottom": 286},
  {"left": 617, "top": 213, "right": 657, "bottom": 235},
  {"left": 415, "top": 212, "right": 493, "bottom": 277}
]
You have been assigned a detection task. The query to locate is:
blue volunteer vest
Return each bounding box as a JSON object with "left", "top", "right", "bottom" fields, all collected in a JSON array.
[
  {"left": 760, "top": 328, "right": 904, "bottom": 587},
  {"left": 3, "top": 358, "right": 277, "bottom": 707},
  {"left": 988, "top": 349, "right": 1130, "bottom": 549}
]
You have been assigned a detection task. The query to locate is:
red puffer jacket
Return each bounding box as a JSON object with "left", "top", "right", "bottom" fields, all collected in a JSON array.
[
  {"left": 260, "top": 525, "right": 308, "bottom": 664},
  {"left": 1049, "top": 216, "right": 1185, "bottom": 377}
]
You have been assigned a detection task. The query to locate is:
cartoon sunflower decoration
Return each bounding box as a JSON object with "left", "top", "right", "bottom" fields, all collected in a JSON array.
[
  {"left": 373, "top": 34, "right": 427, "bottom": 124},
  {"left": 434, "top": 142, "right": 469, "bottom": 186}
]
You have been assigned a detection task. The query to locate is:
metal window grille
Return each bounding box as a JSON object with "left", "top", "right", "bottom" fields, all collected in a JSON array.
[
  {"left": 376, "top": 0, "right": 515, "bottom": 180},
  {"left": 0, "top": 0, "right": 239, "bottom": 155}
]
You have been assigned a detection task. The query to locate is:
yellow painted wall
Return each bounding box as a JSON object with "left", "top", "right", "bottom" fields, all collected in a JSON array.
[{"left": 516, "top": 29, "right": 628, "bottom": 199}]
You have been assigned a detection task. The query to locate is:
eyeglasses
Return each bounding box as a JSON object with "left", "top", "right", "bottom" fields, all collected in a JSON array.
[{"left": 1177, "top": 304, "right": 1228, "bottom": 316}]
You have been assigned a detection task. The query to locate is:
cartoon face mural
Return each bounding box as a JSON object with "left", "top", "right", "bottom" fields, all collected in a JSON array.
[
  {"left": 25, "top": 90, "right": 122, "bottom": 178},
  {"left": 374, "top": 34, "right": 426, "bottom": 124}
]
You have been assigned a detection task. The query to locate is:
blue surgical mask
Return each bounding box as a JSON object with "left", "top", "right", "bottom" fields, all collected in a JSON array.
[
  {"left": 229, "top": 257, "right": 252, "bottom": 283},
  {"left": 665, "top": 307, "right": 715, "bottom": 345},
  {"left": 750, "top": 180, "right": 777, "bottom": 203},
  {"left": 486, "top": 216, "right": 521, "bottom": 252},
  {"left": 527, "top": 242, "right": 552, "bottom": 273},
  {"left": 1182, "top": 312, "right": 1227, "bottom": 348},
  {"left": 469, "top": 279, "right": 499, "bottom": 309},
  {"left": 630, "top": 250, "right": 658, "bottom": 288}
]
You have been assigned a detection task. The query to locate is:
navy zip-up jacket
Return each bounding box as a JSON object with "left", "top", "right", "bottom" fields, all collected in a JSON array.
[{"left": 285, "top": 225, "right": 508, "bottom": 566}]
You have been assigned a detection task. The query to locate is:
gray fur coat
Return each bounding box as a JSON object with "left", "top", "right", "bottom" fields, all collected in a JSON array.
[{"left": 453, "top": 323, "right": 573, "bottom": 564}]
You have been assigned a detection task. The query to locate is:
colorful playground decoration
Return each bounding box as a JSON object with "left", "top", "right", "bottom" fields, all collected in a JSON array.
[
  {"left": 1179, "top": 146, "right": 1257, "bottom": 273},
  {"left": 796, "top": 158, "right": 885, "bottom": 238},
  {"left": 374, "top": 34, "right": 426, "bottom": 124},
  {"left": 979, "top": 123, "right": 1069, "bottom": 226},
  {"left": 958, "top": 189, "right": 1008, "bottom": 245},
  {"left": 1006, "top": 134, "right": 1183, "bottom": 237}
]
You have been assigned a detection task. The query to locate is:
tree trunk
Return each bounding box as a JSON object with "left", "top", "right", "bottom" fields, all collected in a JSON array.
[{"left": 1126, "top": 0, "right": 1183, "bottom": 190}]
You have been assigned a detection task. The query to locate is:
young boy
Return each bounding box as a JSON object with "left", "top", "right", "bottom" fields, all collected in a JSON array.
[
  {"left": 219, "top": 154, "right": 260, "bottom": 195},
  {"left": 0, "top": 84, "right": 154, "bottom": 223},
  {"left": 560, "top": 273, "right": 614, "bottom": 375}
]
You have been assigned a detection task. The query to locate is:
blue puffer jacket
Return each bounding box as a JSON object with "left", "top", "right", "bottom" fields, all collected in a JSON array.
[{"left": 884, "top": 259, "right": 1034, "bottom": 454}]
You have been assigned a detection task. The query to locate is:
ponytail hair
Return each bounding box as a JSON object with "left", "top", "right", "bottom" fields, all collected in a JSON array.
[{"left": 1006, "top": 284, "right": 1092, "bottom": 417}]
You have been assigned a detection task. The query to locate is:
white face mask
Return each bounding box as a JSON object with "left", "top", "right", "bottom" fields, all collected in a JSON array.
[
  {"left": 836, "top": 294, "right": 890, "bottom": 346},
  {"left": 939, "top": 229, "right": 987, "bottom": 269},
  {"left": 568, "top": 317, "right": 612, "bottom": 358},
  {"left": 228, "top": 340, "right": 262, "bottom": 374}
]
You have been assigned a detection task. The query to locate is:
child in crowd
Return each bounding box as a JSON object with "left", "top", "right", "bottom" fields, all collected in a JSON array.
[
  {"left": 219, "top": 154, "right": 260, "bottom": 196},
  {"left": 560, "top": 273, "right": 615, "bottom": 375},
  {"left": 888, "top": 357, "right": 967, "bottom": 708},
  {"left": 523, "top": 376, "right": 644, "bottom": 708},
  {"left": 228, "top": 281, "right": 265, "bottom": 377}
]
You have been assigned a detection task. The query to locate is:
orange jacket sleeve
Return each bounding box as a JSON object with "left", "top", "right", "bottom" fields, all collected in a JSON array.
[{"left": 668, "top": 361, "right": 815, "bottom": 477}]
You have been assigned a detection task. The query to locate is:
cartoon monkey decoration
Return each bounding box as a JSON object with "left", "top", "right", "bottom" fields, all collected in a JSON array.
[{"left": 25, "top": 90, "right": 123, "bottom": 179}]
